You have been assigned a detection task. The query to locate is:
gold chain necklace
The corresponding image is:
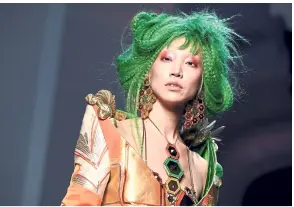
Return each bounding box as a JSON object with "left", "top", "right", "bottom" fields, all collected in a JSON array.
[{"left": 147, "top": 117, "right": 180, "bottom": 145}]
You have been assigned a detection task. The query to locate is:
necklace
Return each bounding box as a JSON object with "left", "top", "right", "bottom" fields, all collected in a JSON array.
[
  {"left": 148, "top": 117, "right": 179, "bottom": 145},
  {"left": 147, "top": 117, "right": 198, "bottom": 205},
  {"left": 142, "top": 119, "right": 164, "bottom": 205}
]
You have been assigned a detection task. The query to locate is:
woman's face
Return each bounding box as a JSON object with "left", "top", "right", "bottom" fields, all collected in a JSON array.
[{"left": 149, "top": 37, "right": 203, "bottom": 108}]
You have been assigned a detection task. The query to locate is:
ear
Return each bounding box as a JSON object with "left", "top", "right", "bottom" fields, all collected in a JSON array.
[
  {"left": 196, "top": 74, "right": 204, "bottom": 97},
  {"left": 147, "top": 71, "right": 151, "bottom": 79},
  {"left": 147, "top": 70, "right": 153, "bottom": 82}
]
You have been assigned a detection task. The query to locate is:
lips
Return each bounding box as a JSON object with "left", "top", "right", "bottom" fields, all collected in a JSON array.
[{"left": 165, "top": 81, "right": 183, "bottom": 89}]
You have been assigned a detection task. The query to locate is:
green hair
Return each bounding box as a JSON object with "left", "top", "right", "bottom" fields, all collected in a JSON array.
[{"left": 116, "top": 10, "right": 246, "bottom": 117}]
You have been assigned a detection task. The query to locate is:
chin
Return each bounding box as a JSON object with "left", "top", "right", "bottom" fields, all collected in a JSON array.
[
  {"left": 154, "top": 89, "right": 192, "bottom": 107},
  {"left": 158, "top": 95, "right": 187, "bottom": 108}
]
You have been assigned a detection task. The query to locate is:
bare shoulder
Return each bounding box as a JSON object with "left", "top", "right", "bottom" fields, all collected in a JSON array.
[{"left": 190, "top": 151, "right": 208, "bottom": 183}]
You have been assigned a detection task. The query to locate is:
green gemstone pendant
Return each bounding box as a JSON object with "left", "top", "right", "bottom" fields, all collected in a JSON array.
[
  {"left": 163, "top": 157, "right": 184, "bottom": 180},
  {"left": 163, "top": 144, "right": 185, "bottom": 205}
]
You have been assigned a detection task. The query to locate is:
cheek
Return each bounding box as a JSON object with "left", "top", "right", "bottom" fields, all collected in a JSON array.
[
  {"left": 150, "top": 63, "right": 167, "bottom": 83},
  {"left": 185, "top": 71, "right": 203, "bottom": 96},
  {"left": 149, "top": 65, "right": 168, "bottom": 98}
]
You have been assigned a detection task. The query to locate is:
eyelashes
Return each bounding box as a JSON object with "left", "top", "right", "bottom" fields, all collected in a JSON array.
[
  {"left": 185, "top": 61, "right": 197, "bottom": 68},
  {"left": 161, "top": 56, "right": 172, "bottom": 62},
  {"left": 160, "top": 56, "right": 198, "bottom": 68}
]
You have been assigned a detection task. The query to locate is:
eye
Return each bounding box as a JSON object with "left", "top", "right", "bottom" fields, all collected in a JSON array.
[
  {"left": 186, "top": 61, "right": 197, "bottom": 68},
  {"left": 161, "top": 56, "right": 172, "bottom": 62}
]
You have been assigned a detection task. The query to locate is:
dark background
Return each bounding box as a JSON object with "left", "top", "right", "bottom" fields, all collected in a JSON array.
[{"left": 0, "top": 3, "right": 291, "bottom": 206}]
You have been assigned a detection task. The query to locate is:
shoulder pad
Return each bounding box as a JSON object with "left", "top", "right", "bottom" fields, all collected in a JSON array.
[
  {"left": 85, "top": 89, "right": 127, "bottom": 121},
  {"left": 85, "top": 90, "right": 116, "bottom": 120},
  {"left": 181, "top": 118, "right": 225, "bottom": 148}
]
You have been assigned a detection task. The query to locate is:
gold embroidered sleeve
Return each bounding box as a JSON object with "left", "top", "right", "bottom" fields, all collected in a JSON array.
[
  {"left": 61, "top": 104, "right": 111, "bottom": 205},
  {"left": 73, "top": 105, "right": 110, "bottom": 192}
]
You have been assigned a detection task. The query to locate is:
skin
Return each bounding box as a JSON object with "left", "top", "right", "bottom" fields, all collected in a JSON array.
[
  {"left": 148, "top": 37, "right": 203, "bottom": 143},
  {"left": 117, "top": 37, "right": 208, "bottom": 199}
]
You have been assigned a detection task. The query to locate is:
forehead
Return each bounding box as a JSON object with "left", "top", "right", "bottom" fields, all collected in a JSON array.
[
  {"left": 168, "top": 37, "right": 187, "bottom": 49},
  {"left": 166, "top": 37, "right": 198, "bottom": 55}
]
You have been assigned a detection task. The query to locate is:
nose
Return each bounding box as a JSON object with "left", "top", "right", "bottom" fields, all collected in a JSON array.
[
  {"left": 169, "top": 65, "right": 183, "bottom": 78},
  {"left": 170, "top": 72, "right": 182, "bottom": 78}
]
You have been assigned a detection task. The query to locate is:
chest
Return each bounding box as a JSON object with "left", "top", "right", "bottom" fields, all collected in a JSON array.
[
  {"left": 102, "top": 136, "right": 205, "bottom": 206},
  {"left": 144, "top": 136, "right": 204, "bottom": 197}
]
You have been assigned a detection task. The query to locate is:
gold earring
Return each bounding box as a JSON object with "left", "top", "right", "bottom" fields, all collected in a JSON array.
[
  {"left": 138, "top": 76, "right": 156, "bottom": 119},
  {"left": 183, "top": 92, "right": 205, "bottom": 129}
]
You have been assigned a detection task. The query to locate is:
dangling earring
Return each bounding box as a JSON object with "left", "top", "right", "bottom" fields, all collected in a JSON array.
[
  {"left": 183, "top": 92, "right": 205, "bottom": 129},
  {"left": 138, "top": 75, "right": 156, "bottom": 119},
  {"left": 183, "top": 75, "right": 205, "bottom": 129}
]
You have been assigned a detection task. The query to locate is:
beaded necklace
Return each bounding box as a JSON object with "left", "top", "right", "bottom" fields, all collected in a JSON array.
[{"left": 141, "top": 117, "right": 198, "bottom": 205}]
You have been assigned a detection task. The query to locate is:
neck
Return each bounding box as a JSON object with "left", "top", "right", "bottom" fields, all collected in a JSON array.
[{"left": 147, "top": 101, "right": 184, "bottom": 143}]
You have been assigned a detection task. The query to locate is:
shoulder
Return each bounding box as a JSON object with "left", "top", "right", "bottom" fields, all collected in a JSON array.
[
  {"left": 182, "top": 117, "right": 225, "bottom": 178},
  {"left": 181, "top": 118, "right": 225, "bottom": 151},
  {"left": 189, "top": 149, "right": 208, "bottom": 182},
  {"left": 116, "top": 118, "right": 143, "bottom": 153},
  {"left": 192, "top": 150, "right": 208, "bottom": 167},
  {"left": 84, "top": 89, "right": 142, "bottom": 150},
  {"left": 82, "top": 89, "right": 127, "bottom": 143},
  {"left": 85, "top": 90, "right": 121, "bottom": 119},
  {"left": 84, "top": 89, "right": 129, "bottom": 122}
]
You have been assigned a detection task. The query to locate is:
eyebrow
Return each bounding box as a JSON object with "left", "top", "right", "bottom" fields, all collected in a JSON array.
[
  {"left": 161, "top": 48, "right": 200, "bottom": 60},
  {"left": 191, "top": 56, "right": 199, "bottom": 62},
  {"left": 160, "top": 50, "right": 168, "bottom": 56}
]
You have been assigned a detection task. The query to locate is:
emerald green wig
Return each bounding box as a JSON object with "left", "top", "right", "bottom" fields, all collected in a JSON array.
[{"left": 116, "top": 10, "right": 245, "bottom": 117}]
